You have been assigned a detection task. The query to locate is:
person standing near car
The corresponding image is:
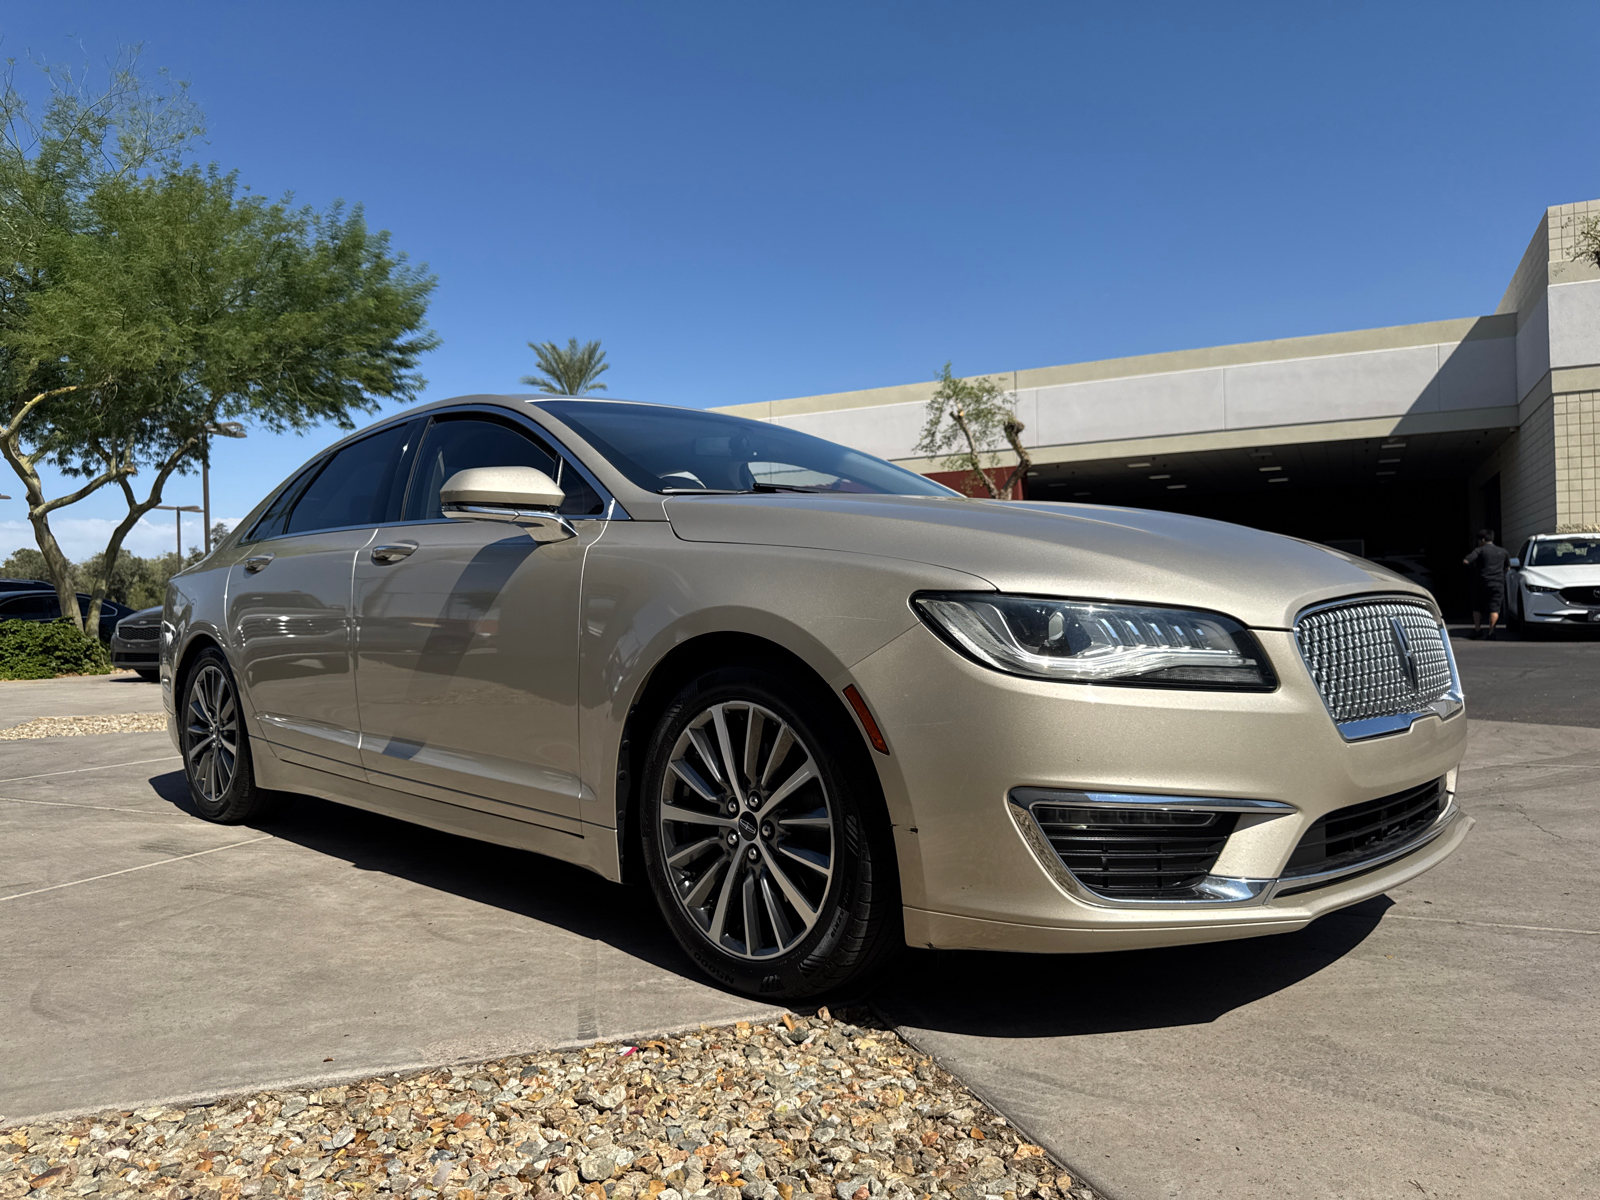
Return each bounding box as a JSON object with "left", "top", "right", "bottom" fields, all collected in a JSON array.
[{"left": 1463, "top": 529, "right": 1510, "bottom": 638}]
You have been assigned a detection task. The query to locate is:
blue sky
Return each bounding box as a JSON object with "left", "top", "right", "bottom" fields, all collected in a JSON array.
[{"left": 4, "top": 1, "right": 1599, "bottom": 561}]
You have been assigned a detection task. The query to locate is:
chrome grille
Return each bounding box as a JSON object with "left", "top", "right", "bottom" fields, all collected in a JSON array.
[{"left": 1295, "top": 598, "right": 1454, "bottom": 727}]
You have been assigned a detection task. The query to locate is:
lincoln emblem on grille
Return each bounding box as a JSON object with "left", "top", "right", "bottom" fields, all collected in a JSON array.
[{"left": 1388, "top": 616, "right": 1420, "bottom": 692}]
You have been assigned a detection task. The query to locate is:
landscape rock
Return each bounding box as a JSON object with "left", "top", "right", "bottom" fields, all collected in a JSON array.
[{"left": 0, "top": 1013, "right": 1102, "bottom": 1200}]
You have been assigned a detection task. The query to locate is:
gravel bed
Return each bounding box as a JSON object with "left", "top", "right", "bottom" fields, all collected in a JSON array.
[
  {"left": 0, "top": 1013, "right": 1101, "bottom": 1200},
  {"left": 0, "top": 714, "right": 168, "bottom": 739}
]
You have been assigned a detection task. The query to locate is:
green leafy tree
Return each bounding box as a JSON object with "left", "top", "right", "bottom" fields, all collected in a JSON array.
[
  {"left": 913, "top": 362, "right": 1031, "bottom": 498},
  {"left": 2, "top": 546, "right": 67, "bottom": 586},
  {"left": 521, "top": 337, "right": 609, "bottom": 395},
  {"left": 1, "top": 54, "right": 438, "bottom": 632},
  {"left": 4, "top": 541, "right": 208, "bottom": 610}
]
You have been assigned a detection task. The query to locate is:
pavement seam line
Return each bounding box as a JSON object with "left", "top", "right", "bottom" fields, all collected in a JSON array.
[
  {"left": 1390, "top": 913, "right": 1600, "bottom": 935},
  {"left": 0, "top": 753, "right": 180, "bottom": 785},
  {"left": 0, "top": 1006, "right": 788, "bottom": 1128},
  {"left": 0, "top": 795, "right": 191, "bottom": 817},
  {"left": 0, "top": 835, "right": 272, "bottom": 903},
  {"left": 882, "top": 1012, "right": 1124, "bottom": 1200}
]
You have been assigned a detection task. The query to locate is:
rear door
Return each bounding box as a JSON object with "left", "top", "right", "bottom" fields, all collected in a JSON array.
[
  {"left": 226, "top": 421, "right": 419, "bottom": 780},
  {"left": 352, "top": 412, "right": 611, "bottom": 828}
]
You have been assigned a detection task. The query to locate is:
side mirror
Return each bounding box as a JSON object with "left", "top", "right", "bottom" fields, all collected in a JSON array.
[
  {"left": 1508, "top": 557, "right": 1520, "bottom": 569},
  {"left": 440, "top": 466, "right": 576, "bottom": 544}
]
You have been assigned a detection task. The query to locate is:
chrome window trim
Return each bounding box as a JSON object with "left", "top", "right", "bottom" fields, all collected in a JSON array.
[
  {"left": 1293, "top": 593, "right": 1464, "bottom": 742},
  {"left": 1008, "top": 782, "right": 1459, "bottom": 910}
]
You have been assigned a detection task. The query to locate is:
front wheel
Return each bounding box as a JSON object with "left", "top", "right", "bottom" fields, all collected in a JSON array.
[
  {"left": 181, "top": 648, "right": 272, "bottom": 823},
  {"left": 639, "top": 665, "right": 899, "bottom": 999}
]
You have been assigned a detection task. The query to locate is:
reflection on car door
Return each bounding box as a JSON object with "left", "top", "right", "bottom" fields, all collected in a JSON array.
[
  {"left": 352, "top": 414, "right": 604, "bottom": 831},
  {"left": 227, "top": 421, "right": 418, "bottom": 780}
]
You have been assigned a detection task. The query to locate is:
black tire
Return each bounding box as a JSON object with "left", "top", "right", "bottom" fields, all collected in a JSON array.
[
  {"left": 180, "top": 647, "right": 272, "bottom": 824},
  {"left": 136, "top": 669, "right": 161, "bottom": 682},
  {"left": 639, "top": 664, "right": 899, "bottom": 999}
]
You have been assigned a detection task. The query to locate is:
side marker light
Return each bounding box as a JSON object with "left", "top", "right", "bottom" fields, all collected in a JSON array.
[{"left": 843, "top": 685, "right": 889, "bottom": 755}]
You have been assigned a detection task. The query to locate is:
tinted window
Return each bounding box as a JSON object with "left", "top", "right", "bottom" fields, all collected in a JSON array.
[
  {"left": 1, "top": 594, "right": 59, "bottom": 618},
  {"left": 403, "top": 416, "right": 605, "bottom": 520},
  {"left": 537, "top": 400, "right": 955, "bottom": 496},
  {"left": 248, "top": 464, "right": 320, "bottom": 542},
  {"left": 285, "top": 423, "right": 415, "bottom": 536}
]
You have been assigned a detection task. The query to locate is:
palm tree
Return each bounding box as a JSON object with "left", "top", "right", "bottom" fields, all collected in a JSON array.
[{"left": 521, "top": 338, "right": 610, "bottom": 395}]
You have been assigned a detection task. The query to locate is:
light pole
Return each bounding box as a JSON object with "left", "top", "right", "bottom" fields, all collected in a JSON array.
[
  {"left": 154, "top": 504, "right": 203, "bottom": 558},
  {"left": 201, "top": 422, "right": 247, "bottom": 553}
]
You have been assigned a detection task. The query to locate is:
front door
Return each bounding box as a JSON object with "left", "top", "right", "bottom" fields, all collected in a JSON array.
[
  {"left": 227, "top": 421, "right": 417, "bottom": 779},
  {"left": 352, "top": 414, "right": 605, "bottom": 829}
]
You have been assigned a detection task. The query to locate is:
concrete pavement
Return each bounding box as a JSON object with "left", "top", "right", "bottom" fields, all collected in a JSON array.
[
  {"left": 4, "top": 637, "right": 1597, "bottom": 1200},
  {"left": 0, "top": 671, "right": 164, "bottom": 728},
  {"left": 877, "top": 712, "right": 1600, "bottom": 1199},
  {"left": 0, "top": 728, "right": 781, "bottom": 1123},
  {"left": 1446, "top": 625, "right": 1600, "bottom": 727}
]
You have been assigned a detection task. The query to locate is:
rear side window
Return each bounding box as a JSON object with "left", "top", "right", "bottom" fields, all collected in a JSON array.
[
  {"left": 403, "top": 416, "right": 605, "bottom": 520},
  {"left": 284, "top": 423, "right": 415, "bottom": 536},
  {"left": 1, "top": 594, "right": 59, "bottom": 618}
]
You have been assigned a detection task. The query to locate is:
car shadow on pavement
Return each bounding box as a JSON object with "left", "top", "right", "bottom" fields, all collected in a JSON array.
[
  {"left": 872, "top": 898, "right": 1391, "bottom": 1037},
  {"left": 146, "top": 768, "right": 1389, "bottom": 1026},
  {"left": 146, "top": 770, "right": 710, "bottom": 983}
]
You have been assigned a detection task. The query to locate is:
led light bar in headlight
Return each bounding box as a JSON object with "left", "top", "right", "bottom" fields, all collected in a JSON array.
[{"left": 912, "top": 593, "right": 1276, "bottom": 690}]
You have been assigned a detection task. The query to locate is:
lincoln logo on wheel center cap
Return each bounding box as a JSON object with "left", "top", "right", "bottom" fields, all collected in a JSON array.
[{"left": 737, "top": 812, "right": 759, "bottom": 840}]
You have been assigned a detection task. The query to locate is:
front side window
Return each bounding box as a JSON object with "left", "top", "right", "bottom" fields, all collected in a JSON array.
[
  {"left": 537, "top": 400, "right": 956, "bottom": 497},
  {"left": 284, "top": 422, "right": 416, "bottom": 536},
  {"left": 403, "top": 416, "right": 605, "bottom": 520},
  {"left": 1529, "top": 538, "right": 1600, "bottom": 567}
]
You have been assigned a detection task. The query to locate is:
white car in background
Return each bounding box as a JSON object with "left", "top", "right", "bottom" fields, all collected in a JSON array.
[{"left": 1509, "top": 534, "right": 1600, "bottom": 627}]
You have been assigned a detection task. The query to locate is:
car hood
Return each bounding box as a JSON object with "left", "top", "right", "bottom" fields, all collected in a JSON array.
[
  {"left": 117, "top": 606, "right": 163, "bottom": 626},
  {"left": 1525, "top": 565, "right": 1600, "bottom": 587},
  {"left": 664, "top": 494, "right": 1427, "bottom": 629}
]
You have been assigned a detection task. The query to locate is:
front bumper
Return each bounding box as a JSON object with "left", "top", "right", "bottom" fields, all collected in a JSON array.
[
  {"left": 847, "top": 623, "right": 1471, "bottom": 953},
  {"left": 109, "top": 631, "right": 161, "bottom": 670},
  {"left": 1522, "top": 590, "right": 1600, "bottom": 623}
]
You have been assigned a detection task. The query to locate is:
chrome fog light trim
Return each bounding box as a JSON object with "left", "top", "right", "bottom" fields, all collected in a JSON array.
[{"left": 1007, "top": 788, "right": 1293, "bottom": 909}]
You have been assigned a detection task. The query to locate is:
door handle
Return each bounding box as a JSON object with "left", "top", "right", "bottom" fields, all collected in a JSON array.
[
  {"left": 243, "top": 554, "right": 274, "bottom": 573},
  {"left": 370, "top": 542, "right": 418, "bottom": 564}
]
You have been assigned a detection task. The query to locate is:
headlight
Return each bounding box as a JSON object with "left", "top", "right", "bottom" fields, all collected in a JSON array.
[
  {"left": 912, "top": 593, "right": 1276, "bottom": 690},
  {"left": 1526, "top": 584, "right": 1559, "bottom": 594}
]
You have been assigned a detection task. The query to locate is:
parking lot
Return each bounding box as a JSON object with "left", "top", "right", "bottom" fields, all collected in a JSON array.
[{"left": 3, "top": 634, "right": 1598, "bottom": 1200}]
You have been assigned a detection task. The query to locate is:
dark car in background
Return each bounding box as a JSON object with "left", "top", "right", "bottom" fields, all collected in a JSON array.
[
  {"left": 0, "top": 577, "right": 56, "bottom": 593},
  {"left": 0, "top": 590, "right": 133, "bottom": 641},
  {"left": 110, "top": 606, "right": 164, "bottom": 680}
]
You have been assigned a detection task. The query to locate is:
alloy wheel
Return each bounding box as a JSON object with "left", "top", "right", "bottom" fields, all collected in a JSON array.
[
  {"left": 186, "top": 663, "right": 240, "bottom": 804},
  {"left": 656, "top": 701, "right": 835, "bottom": 960}
]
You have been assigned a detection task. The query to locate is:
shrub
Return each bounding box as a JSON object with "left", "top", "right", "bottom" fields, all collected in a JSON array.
[{"left": 0, "top": 619, "right": 112, "bottom": 680}]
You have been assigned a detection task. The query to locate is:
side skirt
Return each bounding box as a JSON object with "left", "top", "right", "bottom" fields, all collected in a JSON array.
[{"left": 254, "top": 751, "right": 622, "bottom": 881}]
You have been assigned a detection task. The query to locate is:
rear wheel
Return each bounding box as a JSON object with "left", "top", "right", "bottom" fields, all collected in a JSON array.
[
  {"left": 181, "top": 648, "right": 272, "bottom": 823},
  {"left": 639, "top": 665, "right": 898, "bottom": 999}
]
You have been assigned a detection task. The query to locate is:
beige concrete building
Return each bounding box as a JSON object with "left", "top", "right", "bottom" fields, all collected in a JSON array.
[{"left": 719, "top": 200, "right": 1600, "bottom": 612}]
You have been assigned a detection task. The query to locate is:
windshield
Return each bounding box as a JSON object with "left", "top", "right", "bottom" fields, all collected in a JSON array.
[
  {"left": 537, "top": 401, "right": 955, "bottom": 497},
  {"left": 1529, "top": 538, "right": 1600, "bottom": 567}
]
